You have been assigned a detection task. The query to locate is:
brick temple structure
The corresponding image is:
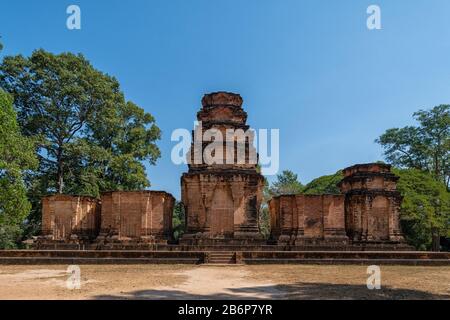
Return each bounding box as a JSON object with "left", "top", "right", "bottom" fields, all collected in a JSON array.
[
  {"left": 270, "top": 163, "right": 407, "bottom": 247},
  {"left": 269, "top": 195, "right": 348, "bottom": 245},
  {"left": 338, "top": 163, "right": 405, "bottom": 244},
  {"left": 180, "top": 92, "right": 265, "bottom": 244},
  {"left": 36, "top": 92, "right": 411, "bottom": 253},
  {"left": 97, "top": 191, "right": 175, "bottom": 243},
  {"left": 41, "top": 195, "right": 101, "bottom": 241},
  {"left": 39, "top": 191, "right": 174, "bottom": 244}
]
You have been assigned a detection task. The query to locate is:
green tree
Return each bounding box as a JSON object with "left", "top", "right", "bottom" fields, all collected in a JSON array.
[
  {"left": 268, "top": 170, "right": 304, "bottom": 196},
  {"left": 0, "top": 50, "right": 161, "bottom": 196},
  {"left": 376, "top": 105, "right": 449, "bottom": 189},
  {"left": 0, "top": 90, "right": 37, "bottom": 248},
  {"left": 258, "top": 178, "right": 271, "bottom": 238},
  {"left": 393, "top": 168, "right": 449, "bottom": 251},
  {"left": 0, "top": 50, "right": 161, "bottom": 236},
  {"left": 303, "top": 171, "right": 343, "bottom": 195},
  {"left": 172, "top": 201, "right": 185, "bottom": 240}
]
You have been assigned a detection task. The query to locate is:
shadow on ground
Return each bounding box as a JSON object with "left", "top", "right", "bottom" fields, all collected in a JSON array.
[{"left": 94, "top": 282, "right": 450, "bottom": 300}]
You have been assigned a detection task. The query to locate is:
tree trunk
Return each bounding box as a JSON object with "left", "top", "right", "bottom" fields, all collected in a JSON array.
[
  {"left": 431, "top": 227, "right": 440, "bottom": 252},
  {"left": 56, "top": 147, "right": 64, "bottom": 194},
  {"left": 57, "top": 170, "right": 64, "bottom": 194}
]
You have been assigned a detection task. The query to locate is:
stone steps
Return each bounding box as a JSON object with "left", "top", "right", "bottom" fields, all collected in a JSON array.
[{"left": 206, "top": 252, "right": 236, "bottom": 264}]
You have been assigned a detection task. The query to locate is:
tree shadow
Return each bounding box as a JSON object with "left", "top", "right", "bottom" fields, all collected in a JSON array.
[{"left": 93, "top": 282, "right": 450, "bottom": 300}]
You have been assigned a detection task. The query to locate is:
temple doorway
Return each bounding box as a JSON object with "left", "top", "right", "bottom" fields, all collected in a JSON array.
[{"left": 210, "top": 186, "right": 234, "bottom": 237}]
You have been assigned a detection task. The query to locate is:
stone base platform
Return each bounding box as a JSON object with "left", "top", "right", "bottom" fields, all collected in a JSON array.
[
  {"left": 178, "top": 238, "right": 267, "bottom": 246},
  {"left": 0, "top": 250, "right": 205, "bottom": 265},
  {"left": 0, "top": 249, "right": 448, "bottom": 266},
  {"left": 31, "top": 240, "right": 414, "bottom": 252}
]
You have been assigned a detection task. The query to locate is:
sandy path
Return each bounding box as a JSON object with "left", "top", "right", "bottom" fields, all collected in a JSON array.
[
  {"left": 130, "top": 266, "right": 284, "bottom": 299},
  {"left": 0, "top": 265, "right": 281, "bottom": 300},
  {"left": 0, "top": 265, "right": 448, "bottom": 300}
]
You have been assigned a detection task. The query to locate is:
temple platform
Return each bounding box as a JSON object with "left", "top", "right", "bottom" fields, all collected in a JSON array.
[
  {"left": 0, "top": 249, "right": 448, "bottom": 266},
  {"left": 31, "top": 241, "right": 413, "bottom": 252}
]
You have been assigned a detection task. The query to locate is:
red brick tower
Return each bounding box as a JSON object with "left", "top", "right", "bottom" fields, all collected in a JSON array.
[
  {"left": 338, "top": 163, "right": 406, "bottom": 244},
  {"left": 180, "top": 92, "right": 265, "bottom": 244}
]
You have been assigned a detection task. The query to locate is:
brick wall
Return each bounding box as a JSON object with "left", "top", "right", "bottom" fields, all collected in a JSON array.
[{"left": 41, "top": 195, "right": 100, "bottom": 240}]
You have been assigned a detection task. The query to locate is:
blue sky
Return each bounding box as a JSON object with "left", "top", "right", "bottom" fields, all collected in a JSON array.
[{"left": 1, "top": 0, "right": 450, "bottom": 198}]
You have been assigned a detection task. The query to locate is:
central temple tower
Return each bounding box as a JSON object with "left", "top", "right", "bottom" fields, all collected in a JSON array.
[{"left": 180, "top": 92, "right": 265, "bottom": 244}]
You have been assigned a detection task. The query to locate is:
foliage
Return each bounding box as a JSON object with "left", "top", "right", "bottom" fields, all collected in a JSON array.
[
  {"left": 302, "top": 171, "right": 343, "bottom": 195},
  {"left": 393, "top": 168, "right": 450, "bottom": 250},
  {"left": 376, "top": 105, "right": 449, "bottom": 189},
  {"left": 258, "top": 178, "right": 271, "bottom": 238},
  {"left": 0, "top": 224, "right": 22, "bottom": 249},
  {"left": 172, "top": 201, "right": 185, "bottom": 240},
  {"left": 268, "top": 170, "right": 304, "bottom": 196},
  {"left": 0, "top": 89, "right": 37, "bottom": 248},
  {"left": 0, "top": 50, "right": 161, "bottom": 236}
]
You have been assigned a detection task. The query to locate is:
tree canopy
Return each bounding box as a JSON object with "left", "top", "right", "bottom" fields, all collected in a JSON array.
[
  {"left": 0, "top": 49, "right": 161, "bottom": 197},
  {"left": 302, "top": 171, "right": 343, "bottom": 195},
  {"left": 268, "top": 170, "right": 304, "bottom": 196},
  {"left": 393, "top": 168, "right": 450, "bottom": 250},
  {"left": 376, "top": 105, "right": 449, "bottom": 190},
  {"left": 172, "top": 201, "right": 185, "bottom": 240},
  {"left": 0, "top": 89, "right": 37, "bottom": 248}
]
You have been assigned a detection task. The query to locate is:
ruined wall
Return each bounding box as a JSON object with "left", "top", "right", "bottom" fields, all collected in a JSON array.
[
  {"left": 338, "top": 163, "right": 405, "bottom": 243},
  {"left": 98, "top": 191, "right": 175, "bottom": 242},
  {"left": 269, "top": 163, "right": 406, "bottom": 246},
  {"left": 41, "top": 195, "right": 100, "bottom": 241},
  {"left": 269, "top": 164, "right": 406, "bottom": 246},
  {"left": 269, "top": 195, "right": 348, "bottom": 245}
]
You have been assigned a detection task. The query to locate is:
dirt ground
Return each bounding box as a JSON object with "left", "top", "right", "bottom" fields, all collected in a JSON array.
[{"left": 0, "top": 264, "right": 449, "bottom": 300}]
